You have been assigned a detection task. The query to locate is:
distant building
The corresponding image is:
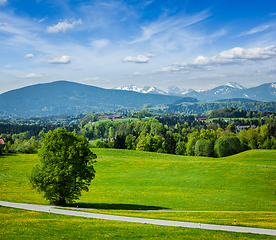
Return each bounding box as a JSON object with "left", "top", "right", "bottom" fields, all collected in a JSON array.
[
  {"left": 107, "top": 115, "right": 122, "bottom": 119},
  {"left": 236, "top": 125, "right": 256, "bottom": 132},
  {"left": 0, "top": 139, "right": 5, "bottom": 149},
  {"left": 198, "top": 118, "right": 207, "bottom": 122}
]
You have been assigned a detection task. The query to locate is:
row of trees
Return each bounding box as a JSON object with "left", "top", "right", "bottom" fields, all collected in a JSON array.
[
  {"left": 91, "top": 118, "right": 276, "bottom": 157},
  {"left": 0, "top": 124, "right": 78, "bottom": 154},
  {"left": 209, "top": 107, "right": 274, "bottom": 118},
  {"left": 1, "top": 108, "right": 276, "bottom": 156},
  {"left": 165, "top": 101, "right": 276, "bottom": 115}
]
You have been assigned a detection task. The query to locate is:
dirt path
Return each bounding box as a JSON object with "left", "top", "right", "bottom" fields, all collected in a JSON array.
[{"left": 1, "top": 201, "right": 276, "bottom": 236}]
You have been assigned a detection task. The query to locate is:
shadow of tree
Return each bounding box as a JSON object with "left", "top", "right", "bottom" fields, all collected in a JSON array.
[
  {"left": 0, "top": 153, "right": 17, "bottom": 158},
  {"left": 63, "top": 202, "right": 169, "bottom": 210}
]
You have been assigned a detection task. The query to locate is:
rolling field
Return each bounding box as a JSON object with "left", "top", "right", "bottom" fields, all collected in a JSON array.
[{"left": 1, "top": 149, "right": 276, "bottom": 239}]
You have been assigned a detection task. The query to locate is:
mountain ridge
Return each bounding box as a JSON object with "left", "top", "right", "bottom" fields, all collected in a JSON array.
[
  {"left": 0, "top": 80, "right": 180, "bottom": 118},
  {"left": 1, "top": 80, "right": 275, "bottom": 118},
  {"left": 114, "top": 82, "right": 276, "bottom": 102}
]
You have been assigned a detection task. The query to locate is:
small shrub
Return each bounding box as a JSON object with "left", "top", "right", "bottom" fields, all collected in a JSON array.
[{"left": 93, "top": 140, "right": 108, "bottom": 148}]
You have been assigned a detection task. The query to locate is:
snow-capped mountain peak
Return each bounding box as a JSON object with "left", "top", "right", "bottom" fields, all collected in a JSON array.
[
  {"left": 226, "top": 82, "right": 246, "bottom": 90},
  {"left": 114, "top": 85, "right": 167, "bottom": 95},
  {"left": 114, "top": 82, "right": 276, "bottom": 101},
  {"left": 114, "top": 85, "right": 195, "bottom": 96}
]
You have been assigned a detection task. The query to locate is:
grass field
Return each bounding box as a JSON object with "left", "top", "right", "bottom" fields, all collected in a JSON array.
[
  {"left": 2, "top": 206, "right": 275, "bottom": 240},
  {"left": 1, "top": 149, "right": 276, "bottom": 239}
]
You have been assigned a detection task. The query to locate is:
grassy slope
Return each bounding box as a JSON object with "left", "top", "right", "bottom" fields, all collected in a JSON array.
[
  {"left": 1, "top": 150, "right": 276, "bottom": 238},
  {"left": 85, "top": 149, "right": 276, "bottom": 211},
  {"left": 0, "top": 149, "right": 275, "bottom": 210}
]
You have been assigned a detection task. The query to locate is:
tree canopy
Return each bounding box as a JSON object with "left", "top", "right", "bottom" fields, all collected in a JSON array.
[{"left": 30, "top": 127, "right": 97, "bottom": 205}]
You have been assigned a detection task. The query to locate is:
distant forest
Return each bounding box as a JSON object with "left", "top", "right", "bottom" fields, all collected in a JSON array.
[
  {"left": 163, "top": 101, "right": 276, "bottom": 115},
  {"left": 1, "top": 107, "right": 276, "bottom": 156}
]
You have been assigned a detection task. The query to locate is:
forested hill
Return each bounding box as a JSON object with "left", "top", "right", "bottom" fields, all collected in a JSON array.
[{"left": 0, "top": 81, "right": 180, "bottom": 118}]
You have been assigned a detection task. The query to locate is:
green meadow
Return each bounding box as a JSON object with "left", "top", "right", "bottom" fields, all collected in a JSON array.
[
  {"left": 1, "top": 206, "right": 276, "bottom": 240},
  {"left": 1, "top": 149, "right": 276, "bottom": 239}
]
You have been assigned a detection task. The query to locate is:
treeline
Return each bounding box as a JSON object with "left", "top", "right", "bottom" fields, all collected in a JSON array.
[
  {"left": 0, "top": 123, "right": 78, "bottom": 136},
  {"left": 1, "top": 107, "right": 276, "bottom": 157},
  {"left": 165, "top": 101, "right": 276, "bottom": 115},
  {"left": 87, "top": 116, "right": 276, "bottom": 157},
  {"left": 210, "top": 108, "right": 274, "bottom": 118},
  {"left": 0, "top": 124, "right": 79, "bottom": 154},
  {"left": 0, "top": 113, "right": 87, "bottom": 126}
]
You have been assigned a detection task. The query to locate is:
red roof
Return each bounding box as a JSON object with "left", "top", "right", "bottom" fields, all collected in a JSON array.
[{"left": 0, "top": 139, "right": 4, "bottom": 145}]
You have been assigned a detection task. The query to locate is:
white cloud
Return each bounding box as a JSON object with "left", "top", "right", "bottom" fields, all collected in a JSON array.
[
  {"left": 150, "top": 45, "right": 276, "bottom": 74},
  {"left": 48, "top": 55, "right": 73, "bottom": 64},
  {"left": 91, "top": 39, "right": 109, "bottom": 49},
  {"left": 179, "top": 45, "right": 276, "bottom": 68},
  {"left": 46, "top": 19, "right": 82, "bottom": 33},
  {"left": 25, "top": 53, "right": 34, "bottom": 58},
  {"left": 123, "top": 53, "right": 156, "bottom": 63},
  {"left": 151, "top": 66, "right": 190, "bottom": 74},
  {"left": 19, "top": 73, "right": 46, "bottom": 79}
]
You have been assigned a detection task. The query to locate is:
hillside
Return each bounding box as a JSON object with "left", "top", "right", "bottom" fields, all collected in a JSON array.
[
  {"left": 1, "top": 149, "right": 275, "bottom": 211},
  {"left": 0, "top": 81, "right": 180, "bottom": 118}
]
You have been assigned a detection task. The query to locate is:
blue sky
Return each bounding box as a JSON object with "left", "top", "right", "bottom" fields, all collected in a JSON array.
[{"left": 0, "top": 0, "right": 276, "bottom": 94}]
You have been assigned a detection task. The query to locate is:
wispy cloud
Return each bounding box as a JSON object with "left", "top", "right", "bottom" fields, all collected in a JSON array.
[
  {"left": 188, "top": 74, "right": 226, "bottom": 80},
  {"left": 131, "top": 10, "right": 211, "bottom": 43},
  {"left": 48, "top": 55, "right": 73, "bottom": 64},
  {"left": 0, "top": 0, "right": 7, "bottom": 5},
  {"left": 38, "top": 18, "right": 46, "bottom": 23},
  {"left": 46, "top": 19, "right": 82, "bottom": 33},
  {"left": 123, "top": 53, "right": 156, "bottom": 63},
  {"left": 81, "top": 77, "right": 109, "bottom": 83},
  {"left": 237, "top": 22, "right": 276, "bottom": 37},
  {"left": 19, "top": 72, "right": 47, "bottom": 79},
  {"left": 91, "top": 39, "right": 109, "bottom": 49}
]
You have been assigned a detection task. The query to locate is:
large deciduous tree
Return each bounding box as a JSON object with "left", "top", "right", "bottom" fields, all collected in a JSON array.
[
  {"left": 194, "top": 139, "right": 214, "bottom": 157},
  {"left": 30, "top": 127, "right": 97, "bottom": 205},
  {"left": 214, "top": 136, "right": 242, "bottom": 157}
]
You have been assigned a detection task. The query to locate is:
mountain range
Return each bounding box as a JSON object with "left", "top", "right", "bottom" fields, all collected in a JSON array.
[
  {"left": 0, "top": 80, "right": 275, "bottom": 118},
  {"left": 114, "top": 85, "right": 194, "bottom": 96},
  {"left": 115, "top": 82, "right": 276, "bottom": 102},
  {"left": 0, "top": 81, "right": 179, "bottom": 118}
]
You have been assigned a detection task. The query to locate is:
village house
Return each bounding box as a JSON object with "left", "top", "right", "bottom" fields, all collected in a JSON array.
[
  {"left": 236, "top": 125, "right": 256, "bottom": 132},
  {"left": 0, "top": 139, "right": 5, "bottom": 149}
]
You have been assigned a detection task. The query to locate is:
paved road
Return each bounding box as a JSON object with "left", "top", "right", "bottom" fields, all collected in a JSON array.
[{"left": 1, "top": 201, "right": 276, "bottom": 236}]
